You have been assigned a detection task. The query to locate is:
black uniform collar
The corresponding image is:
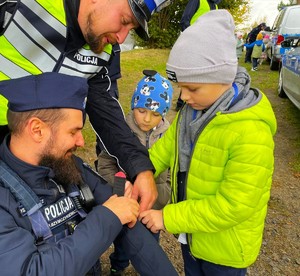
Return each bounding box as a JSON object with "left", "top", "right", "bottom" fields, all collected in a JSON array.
[
  {"left": 64, "top": 0, "right": 86, "bottom": 50},
  {"left": 0, "top": 135, "right": 54, "bottom": 189}
]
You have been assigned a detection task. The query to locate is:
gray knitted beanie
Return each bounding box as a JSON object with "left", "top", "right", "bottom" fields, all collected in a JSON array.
[{"left": 166, "top": 10, "right": 238, "bottom": 84}]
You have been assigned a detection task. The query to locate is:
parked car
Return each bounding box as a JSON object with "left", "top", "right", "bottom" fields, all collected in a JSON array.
[
  {"left": 278, "top": 38, "right": 300, "bottom": 110},
  {"left": 270, "top": 5, "right": 300, "bottom": 71}
]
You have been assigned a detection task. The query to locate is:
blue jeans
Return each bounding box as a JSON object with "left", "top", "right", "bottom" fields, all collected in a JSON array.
[
  {"left": 110, "top": 229, "right": 160, "bottom": 271},
  {"left": 245, "top": 47, "right": 253, "bottom": 63},
  {"left": 252, "top": 58, "right": 258, "bottom": 69},
  {"left": 181, "top": 244, "right": 247, "bottom": 276}
]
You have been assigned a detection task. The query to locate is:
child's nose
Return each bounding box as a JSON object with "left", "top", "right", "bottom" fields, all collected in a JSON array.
[
  {"left": 180, "top": 89, "right": 189, "bottom": 102},
  {"left": 144, "top": 113, "right": 151, "bottom": 122}
]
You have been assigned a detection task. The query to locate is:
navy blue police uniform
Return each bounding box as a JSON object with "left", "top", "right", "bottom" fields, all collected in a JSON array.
[{"left": 0, "top": 73, "right": 177, "bottom": 276}]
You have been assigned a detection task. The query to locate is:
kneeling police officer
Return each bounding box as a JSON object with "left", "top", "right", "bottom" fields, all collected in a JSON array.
[{"left": 0, "top": 73, "right": 177, "bottom": 276}]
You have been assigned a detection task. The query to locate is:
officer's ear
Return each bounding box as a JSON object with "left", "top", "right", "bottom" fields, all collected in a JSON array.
[{"left": 27, "top": 117, "right": 50, "bottom": 143}]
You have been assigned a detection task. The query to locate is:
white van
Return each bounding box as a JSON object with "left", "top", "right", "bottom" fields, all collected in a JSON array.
[{"left": 270, "top": 5, "right": 300, "bottom": 70}]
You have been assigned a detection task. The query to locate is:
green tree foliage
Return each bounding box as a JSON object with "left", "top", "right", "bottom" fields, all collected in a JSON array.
[
  {"left": 278, "top": 0, "right": 297, "bottom": 11},
  {"left": 136, "top": 0, "right": 250, "bottom": 48},
  {"left": 219, "top": 0, "right": 250, "bottom": 26},
  {"left": 135, "top": 0, "right": 186, "bottom": 48}
]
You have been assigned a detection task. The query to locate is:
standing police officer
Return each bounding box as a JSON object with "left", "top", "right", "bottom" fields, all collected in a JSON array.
[
  {"left": 0, "top": 0, "right": 171, "bottom": 213},
  {"left": 0, "top": 73, "right": 177, "bottom": 276}
]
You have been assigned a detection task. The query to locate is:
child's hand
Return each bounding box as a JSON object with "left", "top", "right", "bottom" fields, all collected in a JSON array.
[
  {"left": 124, "top": 180, "right": 133, "bottom": 198},
  {"left": 139, "top": 209, "right": 165, "bottom": 233}
]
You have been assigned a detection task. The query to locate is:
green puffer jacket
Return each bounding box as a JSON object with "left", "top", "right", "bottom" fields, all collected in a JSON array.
[{"left": 149, "top": 89, "right": 277, "bottom": 268}]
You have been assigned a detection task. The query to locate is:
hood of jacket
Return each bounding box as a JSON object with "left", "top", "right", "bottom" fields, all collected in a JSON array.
[{"left": 126, "top": 110, "right": 170, "bottom": 148}]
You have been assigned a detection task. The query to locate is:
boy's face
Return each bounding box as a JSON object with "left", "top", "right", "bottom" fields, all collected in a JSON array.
[
  {"left": 179, "top": 83, "right": 231, "bottom": 110},
  {"left": 133, "top": 108, "right": 163, "bottom": 132}
]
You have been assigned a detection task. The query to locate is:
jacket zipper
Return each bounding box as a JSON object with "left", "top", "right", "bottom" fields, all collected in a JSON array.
[{"left": 185, "top": 112, "right": 217, "bottom": 251}]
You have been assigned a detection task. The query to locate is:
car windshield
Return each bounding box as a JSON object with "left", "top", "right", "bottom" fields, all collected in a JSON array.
[
  {"left": 286, "top": 9, "right": 300, "bottom": 28},
  {"left": 272, "top": 10, "right": 284, "bottom": 30}
]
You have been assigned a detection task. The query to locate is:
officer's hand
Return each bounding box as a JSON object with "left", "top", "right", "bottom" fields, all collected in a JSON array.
[
  {"left": 103, "top": 195, "right": 139, "bottom": 227},
  {"left": 131, "top": 170, "right": 158, "bottom": 213},
  {"left": 124, "top": 180, "right": 133, "bottom": 198}
]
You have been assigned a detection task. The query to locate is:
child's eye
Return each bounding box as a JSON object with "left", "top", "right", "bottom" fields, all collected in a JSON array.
[
  {"left": 153, "top": 112, "right": 161, "bottom": 117},
  {"left": 188, "top": 87, "right": 198, "bottom": 92}
]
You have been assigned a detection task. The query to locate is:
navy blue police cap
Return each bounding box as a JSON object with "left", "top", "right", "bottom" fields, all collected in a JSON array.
[{"left": 0, "top": 73, "right": 88, "bottom": 112}]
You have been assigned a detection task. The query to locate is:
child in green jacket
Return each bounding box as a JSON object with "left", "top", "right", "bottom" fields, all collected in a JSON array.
[
  {"left": 140, "top": 10, "right": 277, "bottom": 276},
  {"left": 244, "top": 32, "right": 266, "bottom": 71}
]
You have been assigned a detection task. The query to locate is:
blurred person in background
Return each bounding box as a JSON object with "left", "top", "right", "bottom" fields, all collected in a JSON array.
[{"left": 244, "top": 22, "right": 266, "bottom": 63}]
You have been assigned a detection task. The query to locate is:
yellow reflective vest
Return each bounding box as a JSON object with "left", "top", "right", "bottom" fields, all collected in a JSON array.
[
  {"left": 190, "top": 0, "right": 218, "bottom": 25},
  {"left": 0, "top": 0, "right": 112, "bottom": 125}
]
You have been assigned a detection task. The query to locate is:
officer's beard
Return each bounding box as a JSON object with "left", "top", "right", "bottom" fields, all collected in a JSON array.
[
  {"left": 39, "top": 154, "right": 83, "bottom": 189},
  {"left": 86, "top": 32, "right": 104, "bottom": 54},
  {"left": 85, "top": 14, "right": 114, "bottom": 54}
]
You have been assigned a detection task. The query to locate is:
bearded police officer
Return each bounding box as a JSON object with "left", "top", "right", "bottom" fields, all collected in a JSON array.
[
  {"left": 0, "top": 0, "right": 172, "bottom": 214},
  {"left": 0, "top": 73, "right": 177, "bottom": 276}
]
